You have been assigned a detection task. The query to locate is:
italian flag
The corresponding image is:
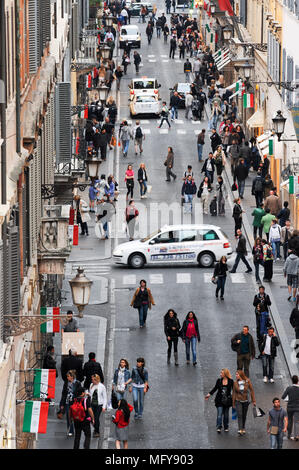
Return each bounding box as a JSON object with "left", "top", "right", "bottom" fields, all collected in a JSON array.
[
  {"left": 23, "top": 401, "right": 49, "bottom": 434},
  {"left": 225, "top": 79, "right": 242, "bottom": 92},
  {"left": 79, "top": 105, "right": 88, "bottom": 119},
  {"left": 40, "top": 307, "right": 60, "bottom": 334},
  {"left": 33, "top": 369, "right": 56, "bottom": 399},
  {"left": 243, "top": 93, "right": 254, "bottom": 108}
]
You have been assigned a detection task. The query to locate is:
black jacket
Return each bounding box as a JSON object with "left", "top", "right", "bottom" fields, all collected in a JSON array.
[
  {"left": 181, "top": 180, "right": 197, "bottom": 196},
  {"left": 259, "top": 334, "right": 280, "bottom": 357},
  {"left": 164, "top": 314, "right": 181, "bottom": 339},
  {"left": 83, "top": 360, "right": 105, "bottom": 389},
  {"left": 253, "top": 293, "right": 272, "bottom": 312},
  {"left": 61, "top": 355, "right": 84, "bottom": 383},
  {"left": 252, "top": 175, "right": 264, "bottom": 194},
  {"left": 231, "top": 332, "right": 256, "bottom": 357},
  {"left": 210, "top": 132, "right": 222, "bottom": 152},
  {"left": 133, "top": 53, "right": 141, "bottom": 64},
  {"left": 170, "top": 94, "right": 182, "bottom": 107},
  {"left": 236, "top": 234, "right": 247, "bottom": 254},
  {"left": 290, "top": 307, "right": 299, "bottom": 329},
  {"left": 180, "top": 316, "right": 201, "bottom": 342},
  {"left": 213, "top": 261, "right": 228, "bottom": 277},
  {"left": 138, "top": 168, "right": 147, "bottom": 181},
  {"left": 197, "top": 179, "right": 212, "bottom": 198},
  {"left": 209, "top": 377, "right": 234, "bottom": 408},
  {"left": 232, "top": 203, "right": 242, "bottom": 219},
  {"left": 234, "top": 163, "right": 248, "bottom": 182},
  {"left": 43, "top": 353, "right": 58, "bottom": 377},
  {"left": 201, "top": 158, "right": 215, "bottom": 174},
  {"left": 93, "top": 131, "right": 107, "bottom": 149},
  {"left": 59, "top": 379, "right": 81, "bottom": 408}
]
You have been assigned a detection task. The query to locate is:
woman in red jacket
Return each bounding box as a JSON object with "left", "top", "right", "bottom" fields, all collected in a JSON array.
[{"left": 112, "top": 399, "right": 133, "bottom": 449}]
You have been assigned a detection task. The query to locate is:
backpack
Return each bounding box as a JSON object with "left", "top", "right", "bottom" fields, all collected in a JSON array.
[
  {"left": 254, "top": 178, "right": 263, "bottom": 192},
  {"left": 135, "top": 126, "right": 143, "bottom": 139},
  {"left": 70, "top": 397, "right": 87, "bottom": 422}
]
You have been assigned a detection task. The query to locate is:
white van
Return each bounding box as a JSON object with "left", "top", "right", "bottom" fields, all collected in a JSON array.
[
  {"left": 119, "top": 25, "right": 141, "bottom": 48},
  {"left": 113, "top": 224, "right": 232, "bottom": 268}
]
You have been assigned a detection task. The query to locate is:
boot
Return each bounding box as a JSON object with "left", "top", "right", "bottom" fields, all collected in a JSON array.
[
  {"left": 167, "top": 351, "right": 171, "bottom": 364},
  {"left": 174, "top": 352, "right": 179, "bottom": 366}
]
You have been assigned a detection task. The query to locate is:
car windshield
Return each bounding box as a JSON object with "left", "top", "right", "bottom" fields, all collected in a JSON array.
[
  {"left": 133, "top": 80, "right": 155, "bottom": 89},
  {"left": 121, "top": 27, "right": 138, "bottom": 35},
  {"left": 177, "top": 83, "right": 191, "bottom": 93},
  {"left": 136, "top": 96, "right": 156, "bottom": 102},
  {"left": 141, "top": 229, "right": 161, "bottom": 242}
]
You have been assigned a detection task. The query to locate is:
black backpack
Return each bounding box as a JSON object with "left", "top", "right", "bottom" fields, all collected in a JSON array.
[
  {"left": 254, "top": 177, "right": 263, "bottom": 192},
  {"left": 135, "top": 126, "right": 143, "bottom": 139}
]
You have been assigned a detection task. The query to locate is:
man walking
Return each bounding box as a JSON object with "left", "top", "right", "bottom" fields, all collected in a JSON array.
[
  {"left": 169, "top": 35, "right": 177, "bottom": 59},
  {"left": 281, "top": 375, "right": 299, "bottom": 440},
  {"left": 231, "top": 325, "right": 256, "bottom": 378},
  {"left": 283, "top": 250, "right": 299, "bottom": 302},
  {"left": 158, "top": 101, "right": 171, "bottom": 129},
  {"left": 181, "top": 175, "right": 197, "bottom": 213},
  {"left": 233, "top": 158, "right": 248, "bottom": 199},
  {"left": 83, "top": 352, "right": 104, "bottom": 389},
  {"left": 132, "top": 120, "right": 145, "bottom": 155},
  {"left": 133, "top": 50, "right": 141, "bottom": 73},
  {"left": 281, "top": 219, "right": 294, "bottom": 260},
  {"left": 197, "top": 129, "right": 205, "bottom": 162},
  {"left": 229, "top": 228, "right": 253, "bottom": 273},
  {"left": 290, "top": 305, "right": 299, "bottom": 351},
  {"left": 201, "top": 152, "right": 215, "bottom": 183},
  {"left": 252, "top": 169, "right": 265, "bottom": 207},
  {"left": 265, "top": 189, "right": 282, "bottom": 216},
  {"left": 164, "top": 147, "right": 177, "bottom": 182},
  {"left": 267, "top": 398, "right": 287, "bottom": 449},
  {"left": 210, "top": 128, "right": 222, "bottom": 153},
  {"left": 185, "top": 92, "right": 193, "bottom": 120},
  {"left": 259, "top": 327, "right": 280, "bottom": 383},
  {"left": 197, "top": 88, "right": 207, "bottom": 121},
  {"left": 184, "top": 58, "right": 192, "bottom": 82},
  {"left": 169, "top": 91, "right": 181, "bottom": 121}
]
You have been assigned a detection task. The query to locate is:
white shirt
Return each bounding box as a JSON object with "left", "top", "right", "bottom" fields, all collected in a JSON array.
[
  {"left": 88, "top": 382, "right": 107, "bottom": 408},
  {"left": 264, "top": 334, "right": 272, "bottom": 355},
  {"left": 121, "top": 8, "right": 128, "bottom": 17},
  {"left": 206, "top": 159, "right": 213, "bottom": 171},
  {"left": 202, "top": 183, "right": 209, "bottom": 196}
]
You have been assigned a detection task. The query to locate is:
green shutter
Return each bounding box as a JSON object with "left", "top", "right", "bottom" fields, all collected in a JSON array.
[{"left": 289, "top": 175, "right": 294, "bottom": 194}]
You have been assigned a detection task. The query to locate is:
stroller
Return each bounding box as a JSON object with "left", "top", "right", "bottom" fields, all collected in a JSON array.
[
  {"left": 191, "top": 99, "right": 201, "bottom": 120},
  {"left": 210, "top": 196, "right": 217, "bottom": 216}
]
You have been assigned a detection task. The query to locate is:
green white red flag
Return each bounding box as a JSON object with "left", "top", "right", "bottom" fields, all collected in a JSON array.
[
  {"left": 33, "top": 369, "right": 56, "bottom": 399},
  {"left": 22, "top": 401, "right": 49, "bottom": 434},
  {"left": 79, "top": 105, "right": 88, "bottom": 119},
  {"left": 243, "top": 93, "right": 254, "bottom": 108},
  {"left": 40, "top": 307, "right": 60, "bottom": 333},
  {"left": 217, "top": 0, "right": 234, "bottom": 16}
]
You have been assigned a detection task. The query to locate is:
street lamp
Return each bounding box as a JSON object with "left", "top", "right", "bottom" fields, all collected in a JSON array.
[
  {"left": 69, "top": 267, "right": 93, "bottom": 318},
  {"left": 85, "top": 155, "right": 102, "bottom": 179},
  {"left": 272, "top": 110, "right": 287, "bottom": 141},
  {"left": 243, "top": 60, "right": 254, "bottom": 79},
  {"left": 99, "top": 44, "right": 111, "bottom": 60},
  {"left": 98, "top": 84, "right": 109, "bottom": 103},
  {"left": 105, "top": 16, "right": 114, "bottom": 27},
  {"left": 222, "top": 25, "right": 233, "bottom": 41}
]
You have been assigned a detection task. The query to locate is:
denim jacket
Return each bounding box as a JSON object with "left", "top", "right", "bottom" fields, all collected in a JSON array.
[
  {"left": 113, "top": 368, "right": 131, "bottom": 387},
  {"left": 131, "top": 367, "right": 148, "bottom": 385}
]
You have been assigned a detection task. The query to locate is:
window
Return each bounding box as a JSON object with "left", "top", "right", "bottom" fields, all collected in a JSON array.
[
  {"left": 152, "top": 231, "right": 180, "bottom": 244},
  {"left": 178, "top": 230, "right": 197, "bottom": 242},
  {"left": 198, "top": 229, "right": 219, "bottom": 241}
]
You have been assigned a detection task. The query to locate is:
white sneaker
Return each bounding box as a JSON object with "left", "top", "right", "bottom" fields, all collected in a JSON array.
[
  {"left": 263, "top": 376, "right": 268, "bottom": 383},
  {"left": 270, "top": 378, "right": 275, "bottom": 383},
  {"left": 143, "top": 195, "right": 147, "bottom": 198}
]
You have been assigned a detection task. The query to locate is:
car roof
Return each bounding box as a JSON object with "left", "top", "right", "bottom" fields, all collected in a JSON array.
[
  {"left": 121, "top": 25, "right": 139, "bottom": 30},
  {"left": 160, "top": 224, "right": 221, "bottom": 231},
  {"left": 132, "top": 77, "right": 156, "bottom": 81}
]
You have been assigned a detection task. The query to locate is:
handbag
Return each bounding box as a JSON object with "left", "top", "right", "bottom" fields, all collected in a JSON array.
[
  {"left": 211, "top": 276, "right": 218, "bottom": 284},
  {"left": 270, "top": 425, "right": 279, "bottom": 435},
  {"left": 231, "top": 182, "right": 238, "bottom": 191},
  {"left": 110, "top": 136, "right": 116, "bottom": 147},
  {"left": 111, "top": 390, "right": 118, "bottom": 409},
  {"left": 133, "top": 297, "right": 142, "bottom": 308},
  {"left": 221, "top": 394, "right": 232, "bottom": 407},
  {"left": 252, "top": 405, "right": 265, "bottom": 418},
  {"left": 164, "top": 160, "right": 168, "bottom": 166},
  {"left": 147, "top": 185, "right": 152, "bottom": 194}
]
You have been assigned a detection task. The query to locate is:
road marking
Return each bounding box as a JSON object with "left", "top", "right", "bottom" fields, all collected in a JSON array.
[
  {"left": 143, "top": 128, "right": 151, "bottom": 134},
  {"left": 149, "top": 273, "right": 164, "bottom": 284},
  {"left": 148, "top": 54, "right": 155, "bottom": 57},
  {"left": 140, "top": 119, "right": 150, "bottom": 124},
  {"left": 148, "top": 59, "right": 156, "bottom": 63},
  {"left": 229, "top": 273, "right": 246, "bottom": 283},
  {"left": 177, "top": 129, "right": 186, "bottom": 134},
  {"left": 160, "top": 54, "right": 168, "bottom": 58},
  {"left": 175, "top": 119, "right": 184, "bottom": 124},
  {"left": 192, "top": 120, "right": 201, "bottom": 124},
  {"left": 122, "top": 274, "right": 137, "bottom": 285},
  {"left": 204, "top": 273, "right": 212, "bottom": 283},
  {"left": 159, "top": 128, "right": 169, "bottom": 134},
  {"left": 175, "top": 60, "right": 182, "bottom": 63},
  {"left": 162, "top": 59, "right": 169, "bottom": 63},
  {"left": 176, "top": 272, "right": 191, "bottom": 283}
]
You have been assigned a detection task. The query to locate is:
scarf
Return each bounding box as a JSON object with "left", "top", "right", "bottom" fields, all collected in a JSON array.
[{"left": 116, "top": 367, "right": 126, "bottom": 392}]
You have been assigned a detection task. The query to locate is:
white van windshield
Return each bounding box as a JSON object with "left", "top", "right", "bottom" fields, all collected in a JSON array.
[{"left": 141, "top": 229, "right": 161, "bottom": 242}]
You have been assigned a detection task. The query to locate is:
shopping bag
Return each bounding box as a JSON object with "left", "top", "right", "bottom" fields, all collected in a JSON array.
[
  {"left": 232, "top": 407, "right": 237, "bottom": 420},
  {"left": 252, "top": 405, "right": 265, "bottom": 418},
  {"left": 231, "top": 182, "right": 238, "bottom": 192},
  {"left": 147, "top": 184, "right": 152, "bottom": 194}
]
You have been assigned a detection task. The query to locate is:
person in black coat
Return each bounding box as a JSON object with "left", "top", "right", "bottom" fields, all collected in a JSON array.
[
  {"left": 201, "top": 153, "right": 215, "bottom": 183},
  {"left": 61, "top": 349, "right": 84, "bottom": 383},
  {"left": 164, "top": 309, "right": 181, "bottom": 366},
  {"left": 233, "top": 158, "right": 248, "bottom": 199},
  {"left": 83, "top": 352, "right": 105, "bottom": 389},
  {"left": 210, "top": 128, "right": 222, "bottom": 153},
  {"left": 205, "top": 369, "right": 234, "bottom": 432},
  {"left": 212, "top": 256, "right": 228, "bottom": 300},
  {"left": 290, "top": 306, "right": 299, "bottom": 350},
  {"left": 259, "top": 327, "right": 280, "bottom": 382},
  {"left": 253, "top": 285, "right": 272, "bottom": 312},
  {"left": 180, "top": 311, "right": 201, "bottom": 366},
  {"left": 92, "top": 128, "right": 108, "bottom": 160},
  {"left": 59, "top": 370, "right": 81, "bottom": 436},
  {"left": 229, "top": 228, "right": 252, "bottom": 273},
  {"left": 232, "top": 197, "right": 243, "bottom": 237},
  {"left": 43, "top": 345, "right": 58, "bottom": 377}
]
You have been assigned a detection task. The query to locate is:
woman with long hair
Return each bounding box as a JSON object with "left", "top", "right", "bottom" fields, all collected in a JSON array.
[
  {"left": 212, "top": 255, "right": 228, "bottom": 300},
  {"left": 112, "top": 398, "right": 134, "bottom": 449},
  {"left": 213, "top": 145, "right": 226, "bottom": 177},
  {"left": 125, "top": 164, "right": 134, "bottom": 200},
  {"left": 164, "top": 309, "right": 181, "bottom": 366},
  {"left": 232, "top": 370, "right": 256, "bottom": 435},
  {"left": 130, "top": 279, "right": 155, "bottom": 328},
  {"left": 252, "top": 237, "right": 264, "bottom": 284},
  {"left": 205, "top": 369, "right": 234, "bottom": 433},
  {"left": 112, "top": 358, "right": 132, "bottom": 401},
  {"left": 88, "top": 374, "right": 107, "bottom": 438},
  {"left": 59, "top": 370, "right": 81, "bottom": 437},
  {"left": 180, "top": 311, "right": 201, "bottom": 366},
  {"left": 164, "top": 146, "right": 176, "bottom": 182},
  {"left": 129, "top": 357, "right": 149, "bottom": 419},
  {"left": 138, "top": 163, "right": 148, "bottom": 199},
  {"left": 215, "top": 175, "right": 227, "bottom": 216}
]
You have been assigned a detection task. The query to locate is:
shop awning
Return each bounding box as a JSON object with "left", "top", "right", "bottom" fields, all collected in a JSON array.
[
  {"left": 256, "top": 131, "right": 272, "bottom": 156},
  {"left": 213, "top": 47, "right": 232, "bottom": 71},
  {"left": 247, "top": 109, "right": 264, "bottom": 129}
]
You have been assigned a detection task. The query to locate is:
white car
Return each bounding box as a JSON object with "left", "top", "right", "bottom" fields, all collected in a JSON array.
[
  {"left": 129, "top": 77, "right": 161, "bottom": 100},
  {"left": 113, "top": 224, "right": 232, "bottom": 268},
  {"left": 119, "top": 25, "right": 141, "bottom": 49},
  {"left": 130, "top": 93, "right": 161, "bottom": 117}
]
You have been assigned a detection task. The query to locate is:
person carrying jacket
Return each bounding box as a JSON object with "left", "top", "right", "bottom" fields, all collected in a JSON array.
[
  {"left": 164, "top": 309, "right": 181, "bottom": 366},
  {"left": 231, "top": 326, "right": 256, "bottom": 377},
  {"left": 205, "top": 369, "right": 234, "bottom": 432},
  {"left": 180, "top": 311, "right": 201, "bottom": 366},
  {"left": 259, "top": 327, "right": 280, "bottom": 383},
  {"left": 83, "top": 352, "right": 104, "bottom": 389},
  {"left": 229, "top": 228, "right": 252, "bottom": 274},
  {"left": 281, "top": 375, "right": 299, "bottom": 440},
  {"left": 181, "top": 175, "right": 197, "bottom": 213}
]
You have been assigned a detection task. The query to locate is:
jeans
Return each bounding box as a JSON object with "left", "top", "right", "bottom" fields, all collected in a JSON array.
[
  {"left": 270, "top": 431, "right": 284, "bottom": 449},
  {"left": 122, "top": 139, "right": 130, "bottom": 155},
  {"left": 197, "top": 144, "right": 204, "bottom": 161},
  {"left": 211, "top": 114, "right": 219, "bottom": 129},
  {"left": 65, "top": 403, "right": 74, "bottom": 434},
  {"left": 171, "top": 105, "right": 178, "bottom": 120},
  {"left": 156, "top": 27, "right": 161, "bottom": 38},
  {"left": 237, "top": 179, "right": 246, "bottom": 198},
  {"left": 185, "top": 336, "right": 197, "bottom": 362},
  {"left": 132, "top": 386, "right": 144, "bottom": 416},
  {"left": 262, "top": 354, "right": 275, "bottom": 379},
  {"left": 73, "top": 420, "right": 91, "bottom": 449},
  {"left": 254, "top": 260, "right": 264, "bottom": 282},
  {"left": 231, "top": 253, "right": 252, "bottom": 273},
  {"left": 271, "top": 240, "right": 281, "bottom": 260},
  {"left": 184, "top": 194, "right": 193, "bottom": 212},
  {"left": 91, "top": 404, "right": 103, "bottom": 433},
  {"left": 139, "top": 180, "right": 147, "bottom": 196},
  {"left": 185, "top": 72, "right": 190, "bottom": 82},
  {"left": 115, "top": 390, "right": 127, "bottom": 401},
  {"left": 138, "top": 304, "right": 149, "bottom": 326},
  {"left": 216, "top": 276, "right": 226, "bottom": 297},
  {"left": 216, "top": 406, "right": 229, "bottom": 430},
  {"left": 205, "top": 170, "right": 214, "bottom": 183},
  {"left": 235, "top": 401, "right": 249, "bottom": 430}
]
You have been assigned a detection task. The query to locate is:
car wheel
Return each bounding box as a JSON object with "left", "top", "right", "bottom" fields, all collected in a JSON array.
[
  {"left": 128, "top": 253, "right": 145, "bottom": 268},
  {"left": 197, "top": 251, "right": 215, "bottom": 268}
]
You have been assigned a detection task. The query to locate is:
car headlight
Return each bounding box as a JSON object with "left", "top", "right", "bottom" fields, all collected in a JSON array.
[{"left": 113, "top": 248, "right": 123, "bottom": 256}]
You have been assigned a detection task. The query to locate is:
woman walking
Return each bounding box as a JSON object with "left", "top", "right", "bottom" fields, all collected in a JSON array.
[
  {"left": 205, "top": 369, "right": 234, "bottom": 432},
  {"left": 112, "top": 399, "right": 134, "bottom": 449},
  {"left": 87, "top": 374, "right": 107, "bottom": 438},
  {"left": 112, "top": 359, "right": 132, "bottom": 401},
  {"left": 164, "top": 309, "right": 181, "bottom": 366},
  {"left": 232, "top": 197, "right": 243, "bottom": 237},
  {"left": 213, "top": 145, "right": 226, "bottom": 177},
  {"left": 232, "top": 370, "right": 256, "bottom": 435},
  {"left": 59, "top": 370, "right": 81, "bottom": 437},
  {"left": 138, "top": 163, "right": 148, "bottom": 199},
  {"left": 129, "top": 358, "right": 149, "bottom": 419},
  {"left": 125, "top": 164, "right": 134, "bottom": 200},
  {"left": 252, "top": 237, "right": 264, "bottom": 284},
  {"left": 130, "top": 279, "right": 155, "bottom": 328},
  {"left": 262, "top": 238, "right": 274, "bottom": 282},
  {"left": 212, "top": 255, "right": 228, "bottom": 300},
  {"left": 181, "top": 311, "right": 201, "bottom": 366},
  {"left": 125, "top": 199, "right": 139, "bottom": 241},
  {"left": 119, "top": 120, "right": 132, "bottom": 157},
  {"left": 215, "top": 175, "right": 227, "bottom": 216},
  {"left": 164, "top": 146, "right": 177, "bottom": 182}
]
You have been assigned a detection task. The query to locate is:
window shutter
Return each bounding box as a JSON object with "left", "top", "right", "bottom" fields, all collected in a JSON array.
[
  {"left": 39, "top": 0, "right": 51, "bottom": 57},
  {"left": 282, "top": 49, "right": 286, "bottom": 102},
  {"left": 37, "top": 138, "right": 42, "bottom": 225},
  {"left": 28, "top": 0, "right": 38, "bottom": 74},
  {"left": 49, "top": 92, "right": 55, "bottom": 180},
  {"left": 72, "top": 2, "right": 79, "bottom": 59},
  {"left": 7, "top": 226, "right": 20, "bottom": 316},
  {"left": 295, "top": 65, "right": 299, "bottom": 105},
  {"left": 0, "top": 241, "right": 3, "bottom": 342},
  {"left": 55, "top": 82, "right": 72, "bottom": 164}
]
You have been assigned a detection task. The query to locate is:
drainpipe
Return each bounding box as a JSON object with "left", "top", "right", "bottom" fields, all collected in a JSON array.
[
  {"left": 0, "top": 0, "right": 7, "bottom": 205},
  {"left": 15, "top": 0, "right": 21, "bottom": 155}
]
